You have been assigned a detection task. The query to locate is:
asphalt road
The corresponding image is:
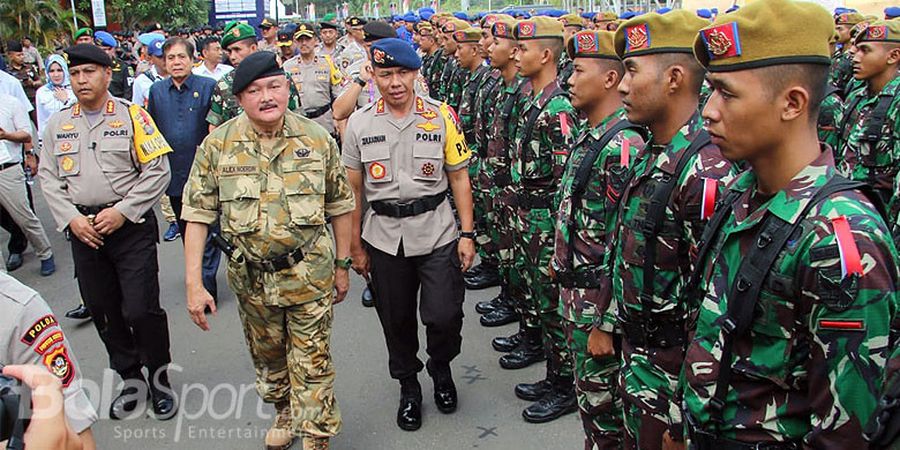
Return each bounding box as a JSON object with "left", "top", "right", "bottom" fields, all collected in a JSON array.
[{"left": 4, "top": 185, "right": 583, "bottom": 449}]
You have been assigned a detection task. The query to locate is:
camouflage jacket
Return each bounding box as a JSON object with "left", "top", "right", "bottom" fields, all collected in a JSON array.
[
  {"left": 482, "top": 76, "right": 525, "bottom": 190},
  {"left": 557, "top": 53, "right": 573, "bottom": 92},
  {"left": 439, "top": 57, "right": 465, "bottom": 111},
  {"left": 457, "top": 64, "right": 493, "bottom": 152},
  {"left": 604, "top": 112, "right": 734, "bottom": 323},
  {"left": 836, "top": 75, "right": 900, "bottom": 196},
  {"left": 510, "top": 79, "right": 579, "bottom": 204},
  {"left": 828, "top": 49, "right": 854, "bottom": 93},
  {"left": 682, "top": 149, "right": 900, "bottom": 447},
  {"left": 181, "top": 111, "right": 356, "bottom": 306},
  {"left": 206, "top": 70, "right": 303, "bottom": 127},
  {"left": 472, "top": 68, "right": 503, "bottom": 158},
  {"left": 421, "top": 50, "right": 444, "bottom": 100},
  {"left": 818, "top": 89, "right": 843, "bottom": 160},
  {"left": 552, "top": 107, "right": 645, "bottom": 325}
]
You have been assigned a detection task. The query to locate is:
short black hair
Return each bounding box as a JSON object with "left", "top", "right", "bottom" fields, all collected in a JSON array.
[
  {"left": 162, "top": 36, "right": 195, "bottom": 58},
  {"left": 655, "top": 52, "right": 706, "bottom": 96},
  {"left": 757, "top": 64, "right": 829, "bottom": 120},
  {"left": 535, "top": 38, "right": 564, "bottom": 62},
  {"left": 199, "top": 36, "right": 221, "bottom": 53}
]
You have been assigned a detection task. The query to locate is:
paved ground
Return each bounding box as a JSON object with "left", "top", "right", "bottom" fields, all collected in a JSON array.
[{"left": 4, "top": 185, "right": 583, "bottom": 449}]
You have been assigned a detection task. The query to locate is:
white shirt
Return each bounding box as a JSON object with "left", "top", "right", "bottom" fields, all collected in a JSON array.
[
  {"left": 0, "top": 71, "right": 33, "bottom": 113},
  {"left": 131, "top": 66, "right": 165, "bottom": 107},
  {"left": 0, "top": 93, "right": 31, "bottom": 164},
  {"left": 35, "top": 84, "right": 76, "bottom": 134},
  {"left": 192, "top": 63, "right": 233, "bottom": 81}
]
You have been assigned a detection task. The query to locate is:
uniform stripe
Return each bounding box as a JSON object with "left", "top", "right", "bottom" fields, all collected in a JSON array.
[
  {"left": 620, "top": 139, "right": 630, "bottom": 168},
  {"left": 701, "top": 177, "right": 717, "bottom": 220},
  {"left": 559, "top": 112, "right": 570, "bottom": 136},
  {"left": 832, "top": 215, "right": 863, "bottom": 278},
  {"left": 818, "top": 319, "right": 865, "bottom": 330}
]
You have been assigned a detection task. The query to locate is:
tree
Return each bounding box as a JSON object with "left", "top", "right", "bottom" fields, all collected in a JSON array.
[{"left": 0, "top": 0, "right": 88, "bottom": 50}]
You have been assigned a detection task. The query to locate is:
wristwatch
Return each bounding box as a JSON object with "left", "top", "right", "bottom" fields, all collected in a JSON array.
[
  {"left": 459, "top": 231, "right": 476, "bottom": 241},
  {"left": 335, "top": 257, "right": 353, "bottom": 270},
  {"left": 353, "top": 76, "right": 366, "bottom": 87}
]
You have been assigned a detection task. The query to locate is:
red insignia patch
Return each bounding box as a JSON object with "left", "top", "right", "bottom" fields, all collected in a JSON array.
[
  {"left": 576, "top": 33, "right": 598, "bottom": 54},
  {"left": 494, "top": 23, "right": 507, "bottom": 36},
  {"left": 867, "top": 25, "right": 887, "bottom": 40},
  {"left": 421, "top": 162, "right": 436, "bottom": 176},
  {"left": 701, "top": 22, "right": 742, "bottom": 60},
  {"left": 518, "top": 22, "right": 536, "bottom": 38},
  {"left": 415, "top": 97, "right": 425, "bottom": 113},
  {"left": 376, "top": 98, "right": 385, "bottom": 114},
  {"left": 373, "top": 48, "right": 386, "bottom": 64},
  {"left": 43, "top": 345, "right": 75, "bottom": 387},
  {"left": 369, "top": 162, "right": 386, "bottom": 180},
  {"left": 35, "top": 330, "right": 65, "bottom": 355},
  {"left": 818, "top": 319, "right": 865, "bottom": 331},
  {"left": 625, "top": 24, "right": 650, "bottom": 51},
  {"left": 71, "top": 103, "right": 81, "bottom": 117},
  {"left": 444, "top": 23, "right": 456, "bottom": 32},
  {"left": 21, "top": 314, "right": 58, "bottom": 345},
  {"left": 104, "top": 99, "right": 116, "bottom": 115}
]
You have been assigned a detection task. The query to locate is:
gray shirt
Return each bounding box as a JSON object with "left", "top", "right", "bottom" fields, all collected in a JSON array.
[
  {"left": 283, "top": 54, "right": 346, "bottom": 134},
  {"left": 342, "top": 95, "right": 470, "bottom": 256}
]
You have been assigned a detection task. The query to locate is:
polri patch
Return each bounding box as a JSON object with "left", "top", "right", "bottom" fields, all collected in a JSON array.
[
  {"left": 35, "top": 330, "right": 65, "bottom": 355},
  {"left": 43, "top": 344, "right": 74, "bottom": 387},
  {"left": 21, "top": 314, "right": 58, "bottom": 345}
]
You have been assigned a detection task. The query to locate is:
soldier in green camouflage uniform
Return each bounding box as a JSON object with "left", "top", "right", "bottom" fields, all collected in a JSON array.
[
  {"left": 507, "top": 17, "right": 580, "bottom": 424},
  {"left": 438, "top": 18, "right": 470, "bottom": 111},
  {"left": 818, "top": 88, "right": 843, "bottom": 160},
  {"left": 835, "top": 20, "right": 900, "bottom": 207},
  {"left": 207, "top": 21, "right": 302, "bottom": 128},
  {"left": 182, "top": 52, "right": 355, "bottom": 450},
  {"left": 417, "top": 22, "right": 442, "bottom": 98},
  {"left": 553, "top": 30, "right": 645, "bottom": 449},
  {"left": 604, "top": 11, "right": 734, "bottom": 448},
  {"left": 829, "top": 12, "right": 866, "bottom": 94},
  {"left": 683, "top": 3, "right": 900, "bottom": 447}
]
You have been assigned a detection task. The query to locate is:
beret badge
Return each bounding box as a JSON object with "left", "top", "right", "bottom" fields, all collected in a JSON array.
[{"left": 626, "top": 24, "right": 649, "bottom": 51}]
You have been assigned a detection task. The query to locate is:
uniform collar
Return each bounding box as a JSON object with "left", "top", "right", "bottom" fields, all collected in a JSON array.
[
  {"left": 373, "top": 96, "right": 427, "bottom": 117},
  {"left": 233, "top": 112, "right": 305, "bottom": 141},
  {"left": 652, "top": 111, "right": 706, "bottom": 175},
  {"left": 527, "top": 79, "right": 563, "bottom": 111},
  {"left": 730, "top": 147, "right": 836, "bottom": 226},
  {"left": 167, "top": 74, "right": 195, "bottom": 91},
  {"left": 575, "top": 107, "right": 627, "bottom": 147}
]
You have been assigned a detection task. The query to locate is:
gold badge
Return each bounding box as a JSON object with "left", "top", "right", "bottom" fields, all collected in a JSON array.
[
  {"left": 108, "top": 120, "right": 124, "bottom": 128},
  {"left": 416, "top": 121, "right": 440, "bottom": 132},
  {"left": 418, "top": 110, "right": 437, "bottom": 120},
  {"left": 61, "top": 156, "right": 75, "bottom": 172},
  {"left": 232, "top": 28, "right": 241, "bottom": 37},
  {"left": 60, "top": 142, "right": 72, "bottom": 152},
  {"left": 61, "top": 123, "right": 75, "bottom": 131}
]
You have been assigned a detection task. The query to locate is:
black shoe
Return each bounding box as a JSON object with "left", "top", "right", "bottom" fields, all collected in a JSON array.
[
  {"left": 465, "top": 267, "right": 501, "bottom": 290},
  {"left": 522, "top": 380, "right": 577, "bottom": 423},
  {"left": 109, "top": 378, "right": 149, "bottom": 420},
  {"left": 480, "top": 307, "right": 519, "bottom": 327},
  {"left": 499, "top": 329, "right": 545, "bottom": 370},
  {"left": 361, "top": 284, "right": 375, "bottom": 308},
  {"left": 427, "top": 361, "right": 457, "bottom": 414},
  {"left": 148, "top": 369, "right": 177, "bottom": 420},
  {"left": 5, "top": 253, "right": 23, "bottom": 272},
  {"left": 397, "top": 377, "right": 422, "bottom": 431},
  {"left": 475, "top": 294, "right": 506, "bottom": 314},
  {"left": 65, "top": 304, "right": 91, "bottom": 320},
  {"left": 515, "top": 378, "right": 552, "bottom": 401},
  {"left": 463, "top": 263, "right": 485, "bottom": 280},
  {"left": 492, "top": 330, "right": 523, "bottom": 353}
]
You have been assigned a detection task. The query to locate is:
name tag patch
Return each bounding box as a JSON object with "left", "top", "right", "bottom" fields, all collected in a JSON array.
[
  {"left": 361, "top": 135, "right": 386, "bottom": 146},
  {"left": 220, "top": 165, "right": 258, "bottom": 175}
]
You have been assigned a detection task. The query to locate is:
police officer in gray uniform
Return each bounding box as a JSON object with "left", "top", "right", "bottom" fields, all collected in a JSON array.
[
  {"left": 0, "top": 272, "right": 98, "bottom": 448},
  {"left": 343, "top": 38, "right": 476, "bottom": 432},
  {"left": 37, "top": 44, "right": 176, "bottom": 421}
]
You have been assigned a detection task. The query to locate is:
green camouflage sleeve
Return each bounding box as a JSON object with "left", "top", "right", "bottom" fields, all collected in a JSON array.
[
  {"left": 181, "top": 131, "right": 221, "bottom": 224},
  {"left": 323, "top": 133, "right": 356, "bottom": 217},
  {"left": 206, "top": 77, "right": 230, "bottom": 127},
  {"left": 287, "top": 74, "right": 303, "bottom": 112}
]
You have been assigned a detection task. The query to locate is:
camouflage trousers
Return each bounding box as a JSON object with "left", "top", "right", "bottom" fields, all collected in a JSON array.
[
  {"left": 496, "top": 186, "right": 529, "bottom": 321},
  {"left": 470, "top": 157, "right": 499, "bottom": 266},
  {"left": 562, "top": 318, "right": 623, "bottom": 450},
  {"left": 515, "top": 206, "right": 571, "bottom": 377},
  {"left": 619, "top": 338, "right": 682, "bottom": 450},
  {"left": 228, "top": 261, "right": 342, "bottom": 439}
]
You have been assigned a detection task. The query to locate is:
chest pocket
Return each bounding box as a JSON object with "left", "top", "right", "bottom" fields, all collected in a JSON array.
[
  {"left": 622, "top": 175, "right": 682, "bottom": 272},
  {"left": 413, "top": 143, "right": 443, "bottom": 182},
  {"left": 360, "top": 144, "right": 392, "bottom": 184},
  {"left": 218, "top": 173, "right": 261, "bottom": 234},
  {"left": 54, "top": 141, "right": 80, "bottom": 178},
  {"left": 282, "top": 156, "right": 326, "bottom": 226},
  {"left": 98, "top": 139, "right": 135, "bottom": 173}
]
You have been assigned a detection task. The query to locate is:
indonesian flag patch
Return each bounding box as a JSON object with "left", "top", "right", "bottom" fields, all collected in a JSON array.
[
  {"left": 831, "top": 215, "right": 863, "bottom": 279},
  {"left": 700, "top": 177, "right": 717, "bottom": 220}
]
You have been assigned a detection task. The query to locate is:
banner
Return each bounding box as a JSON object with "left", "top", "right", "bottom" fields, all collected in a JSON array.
[{"left": 91, "top": 0, "right": 107, "bottom": 28}]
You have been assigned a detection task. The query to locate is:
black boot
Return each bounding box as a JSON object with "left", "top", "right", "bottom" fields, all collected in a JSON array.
[
  {"left": 499, "top": 327, "right": 545, "bottom": 370},
  {"left": 426, "top": 360, "right": 457, "bottom": 414},
  {"left": 475, "top": 287, "right": 509, "bottom": 314},
  {"left": 515, "top": 378, "right": 552, "bottom": 401},
  {"left": 522, "top": 375, "right": 578, "bottom": 423},
  {"left": 492, "top": 329, "right": 523, "bottom": 353},
  {"left": 397, "top": 376, "right": 422, "bottom": 431},
  {"left": 480, "top": 305, "right": 519, "bottom": 327},
  {"left": 148, "top": 366, "right": 177, "bottom": 420},
  {"left": 465, "top": 263, "right": 501, "bottom": 290},
  {"left": 110, "top": 371, "right": 149, "bottom": 420}
]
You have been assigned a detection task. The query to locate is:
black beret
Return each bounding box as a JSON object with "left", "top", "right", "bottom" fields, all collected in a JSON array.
[
  {"left": 364, "top": 21, "right": 396, "bottom": 42},
  {"left": 6, "top": 40, "right": 23, "bottom": 53},
  {"left": 320, "top": 21, "right": 339, "bottom": 30},
  {"left": 347, "top": 16, "right": 368, "bottom": 27},
  {"left": 65, "top": 44, "right": 113, "bottom": 68},
  {"left": 232, "top": 51, "right": 284, "bottom": 94}
]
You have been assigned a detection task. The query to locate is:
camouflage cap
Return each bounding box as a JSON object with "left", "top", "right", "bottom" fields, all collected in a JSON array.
[
  {"left": 514, "top": 16, "right": 564, "bottom": 41},
  {"left": 453, "top": 27, "right": 482, "bottom": 43},
  {"left": 566, "top": 30, "right": 617, "bottom": 59},
  {"left": 560, "top": 13, "right": 586, "bottom": 29},
  {"left": 441, "top": 18, "right": 471, "bottom": 33},
  {"left": 492, "top": 18, "right": 518, "bottom": 39},
  {"left": 693, "top": 0, "right": 833, "bottom": 72},
  {"left": 615, "top": 10, "right": 708, "bottom": 58},
  {"left": 856, "top": 20, "right": 900, "bottom": 44},
  {"left": 294, "top": 22, "right": 317, "bottom": 39},
  {"left": 221, "top": 21, "right": 256, "bottom": 48},
  {"left": 836, "top": 11, "right": 866, "bottom": 25}
]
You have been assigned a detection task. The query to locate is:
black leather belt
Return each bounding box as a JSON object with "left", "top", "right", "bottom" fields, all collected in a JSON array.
[
  {"left": 517, "top": 193, "right": 551, "bottom": 210},
  {"left": 555, "top": 269, "right": 603, "bottom": 288},
  {"left": 0, "top": 162, "right": 19, "bottom": 171},
  {"left": 246, "top": 247, "right": 306, "bottom": 273},
  {"left": 619, "top": 314, "right": 686, "bottom": 349},
  {"left": 687, "top": 420, "right": 800, "bottom": 450},
  {"left": 75, "top": 203, "right": 117, "bottom": 216},
  {"left": 370, "top": 193, "right": 446, "bottom": 218},
  {"left": 304, "top": 104, "right": 332, "bottom": 119}
]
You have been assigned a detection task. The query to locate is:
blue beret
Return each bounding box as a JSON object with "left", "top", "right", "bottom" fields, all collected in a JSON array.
[
  {"left": 137, "top": 32, "right": 165, "bottom": 47},
  {"left": 656, "top": 7, "right": 672, "bottom": 14},
  {"left": 581, "top": 12, "right": 596, "bottom": 19},
  {"left": 619, "top": 11, "right": 636, "bottom": 19},
  {"left": 696, "top": 8, "right": 712, "bottom": 18},
  {"left": 371, "top": 38, "right": 422, "bottom": 69},
  {"left": 453, "top": 12, "right": 469, "bottom": 20},
  {"left": 402, "top": 13, "right": 418, "bottom": 22},
  {"left": 93, "top": 31, "right": 117, "bottom": 48},
  {"left": 420, "top": 10, "right": 434, "bottom": 20},
  {"left": 886, "top": 6, "right": 900, "bottom": 18}
]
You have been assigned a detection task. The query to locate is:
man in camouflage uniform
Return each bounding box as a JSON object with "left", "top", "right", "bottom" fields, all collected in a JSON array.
[
  {"left": 818, "top": 31, "right": 845, "bottom": 160},
  {"left": 683, "top": 2, "right": 899, "bottom": 448},
  {"left": 417, "top": 22, "right": 441, "bottom": 96},
  {"left": 507, "top": 16, "right": 580, "bottom": 424},
  {"left": 557, "top": 13, "right": 584, "bottom": 91},
  {"left": 836, "top": 19, "right": 900, "bottom": 207},
  {"left": 423, "top": 16, "right": 449, "bottom": 100},
  {"left": 438, "top": 18, "right": 470, "bottom": 111},
  {"left": 183, "top": 52, "right": 355, "bottom": 450},
  {"left": 830, "top": 11, "right": 866, "bottom": 94},
  {"left": 603, "top": 11, "right": 734, "bottom": 448},
  {"left": 553, "top": 30, "right": 645, "bottom": 449},
  {"left": 207, "top": 21, "right": 301, "bottom": 130}
]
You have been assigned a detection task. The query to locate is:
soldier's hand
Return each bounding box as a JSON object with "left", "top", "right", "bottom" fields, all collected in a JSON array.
[
  {"left": 587, "top": 327, "right": 615, "bottom": 359},
  {"left": 359, "top": 62, "right": 373, "bottom": 82},
  {"left": 334, "top": 268, "right": 350, "bottom": 304},
  {"left": 458, "top": 238, "right": 475, "bottom": 272},
  {"left": 187, "top": 284, "right": 216, "bottom": 331},
  {"left": 69, "top": 216, "right": 103, "bottom": 249},
  {"left": 351, "top": 248, "right": 370, "bottom": 278},
  {"left": 93, "top": 207, "right": 126, "bottom": 235},
  {"left": 662, "top": 431, "right": 685, "bottom": 450}
]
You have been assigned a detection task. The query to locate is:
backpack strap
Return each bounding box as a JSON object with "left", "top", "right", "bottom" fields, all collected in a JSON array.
[
  {"left": 864, "top": 82, "right": 898, "bottom": 144},
  {"left": 520, "top": 83, "right": 567, "bottom": 149}
]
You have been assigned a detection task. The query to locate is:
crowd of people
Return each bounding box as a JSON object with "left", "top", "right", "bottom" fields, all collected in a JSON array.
[{"left": 0, "top": 1, "right": 900, "bottom": 449}]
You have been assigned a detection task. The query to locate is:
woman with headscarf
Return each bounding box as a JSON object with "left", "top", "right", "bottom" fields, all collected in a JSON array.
[{"left": 35, "top": 54, "right": 76, "bottom": 134}]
